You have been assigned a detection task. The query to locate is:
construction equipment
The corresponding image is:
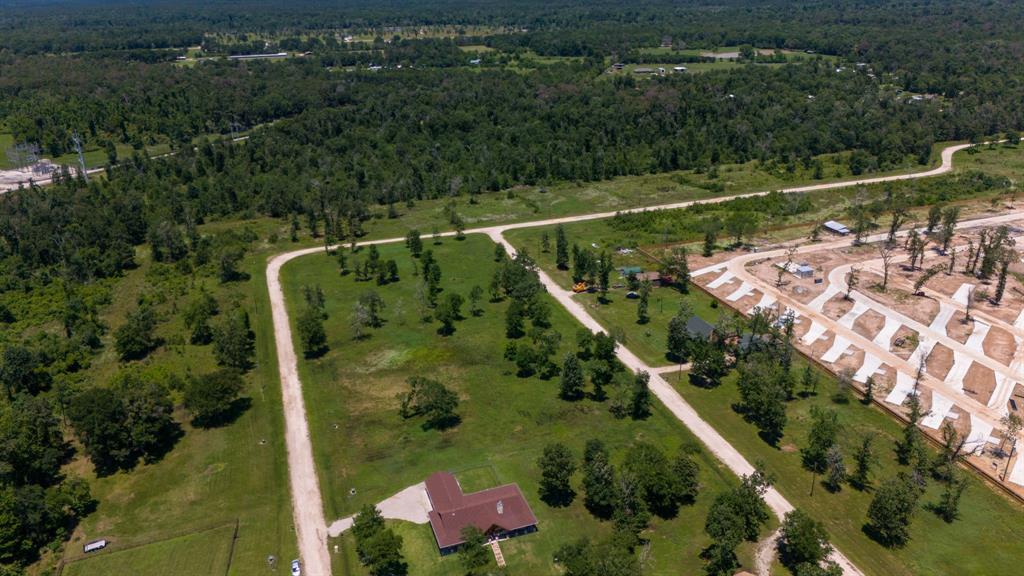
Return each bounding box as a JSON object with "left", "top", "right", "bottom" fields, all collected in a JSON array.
[{"left": 572, "top": 282, "right": 588, "bottom": 293}]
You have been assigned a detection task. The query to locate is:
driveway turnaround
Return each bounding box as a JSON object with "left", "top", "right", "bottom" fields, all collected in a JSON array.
[{"left": 266, "top": 141, "right": 985, "bottom": 574}]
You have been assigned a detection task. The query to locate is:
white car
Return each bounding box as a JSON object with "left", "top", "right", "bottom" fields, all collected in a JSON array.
[{"left": 291, "top": 559, "right": 301, "bottom": 576}]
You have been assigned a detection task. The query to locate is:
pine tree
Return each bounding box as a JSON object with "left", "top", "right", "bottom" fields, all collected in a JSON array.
[
  {"left": 993, "top": 255, "right": 1011, "bottom": 304},
  {"left": 824, "top": 446, "right": 846, "bottom": 492},
  {"left": 559, "top": 353, "right": 585, "bottom": 400},
  {"left": 851, "top": 434, "right": 876, "bottom": 490},
  {"left": 555, "top": 225, "right": 569, "bottom": 270},
  {"left": 636, "top": 281, "right": 651, "bottom": 324},
  {"left": 630, "top": 370, "right": 651, "bottom": 419}
]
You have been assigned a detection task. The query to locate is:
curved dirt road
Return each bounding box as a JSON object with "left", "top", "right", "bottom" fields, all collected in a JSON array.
[{"left": 268, "top": 141, "right": 984, "bottom": 575}]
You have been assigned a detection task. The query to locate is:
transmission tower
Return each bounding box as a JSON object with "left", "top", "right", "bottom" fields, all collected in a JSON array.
[{"left": 71, "top": 132, "right": 88, "bottom": 181}]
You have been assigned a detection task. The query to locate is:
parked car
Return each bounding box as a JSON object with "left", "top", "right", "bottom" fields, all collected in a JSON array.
[{"left": 291, "top": 559, "right": 301, "bottom": 576}]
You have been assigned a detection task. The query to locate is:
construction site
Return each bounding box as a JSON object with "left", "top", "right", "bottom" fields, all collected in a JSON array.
[{"left": 690, "top": 211, "right": 1024, "bottom": 496}]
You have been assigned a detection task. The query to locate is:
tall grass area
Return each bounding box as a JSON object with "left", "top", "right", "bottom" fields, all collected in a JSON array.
[
  {"left": 57, "top": 220, "right": 299, "bottom": 575},
  {"left": 62, "top": 523, "right": 237, "bottom": 576},
  {"left": 281, "top": 235, "right": 768, "bottom": 575},
  {"left": 666, "top": 365, "right": 1024, "bottom": 576}
]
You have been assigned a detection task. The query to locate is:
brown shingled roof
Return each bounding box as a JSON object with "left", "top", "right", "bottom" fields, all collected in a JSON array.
[{"left": 425, "top": 472, "right": 538, "bottom": 550}]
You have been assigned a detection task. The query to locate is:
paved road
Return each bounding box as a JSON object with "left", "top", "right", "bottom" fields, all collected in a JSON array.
[{"left": 266, "top": 141, "right": 987, "bottom": 575}]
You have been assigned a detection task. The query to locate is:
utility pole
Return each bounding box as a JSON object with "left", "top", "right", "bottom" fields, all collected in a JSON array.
[{"left": 71, "top": 132, "right": 88, "bottom": 181}]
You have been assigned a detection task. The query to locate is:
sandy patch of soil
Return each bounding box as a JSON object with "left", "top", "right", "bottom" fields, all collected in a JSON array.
[
  {"left": 946, "top": 310, "right": 975, "bottom": 344},
  {"left": 924, "top": 343, "right": 954, "bottom": 380},
  {"left": 962, "top": 363, "right": 996, "bottom": 406},
  {"left": 851, "top": 308, "right": 886, "bottom": 341},
  {"left": 833, "top": 347, "right": 866, "bottom": 375},
  {"left": 982, "top": 326, "right": 1017, "bottom": 367},
  {"left": 821, "top": 296, "right": 854, "bottom": 321},
  {"left": 889, "top": 326, "right": 919, "bottom": 359}
]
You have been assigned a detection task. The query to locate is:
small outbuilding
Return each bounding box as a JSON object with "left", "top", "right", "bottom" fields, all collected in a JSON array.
[
  {"left": 823, "top": 220, "right": 851, "bottom": 236},
  {"left": 776, "top": 262, "right": 814, "bottom": 279},
  {"left": 619, "top": 266, "right": 644, "bottom": 277}
]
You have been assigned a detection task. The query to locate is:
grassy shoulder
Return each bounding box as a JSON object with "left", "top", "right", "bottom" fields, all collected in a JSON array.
[
  {"left": 349, "top": 142, "right": 957, "bottom": 242},
  {"left": 665, "top": 365, "right": 1024, "bottom": 576},
  {"left": 52, "top": 219, "right": 299, "bottom": 576},
  {"left": 281, "top": 235, "right": 767, "bottom": 575}
]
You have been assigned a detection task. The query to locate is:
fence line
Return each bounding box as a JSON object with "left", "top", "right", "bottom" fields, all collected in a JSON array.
[{"left": 56, "top": 518, "right": 241, "bottom": 576}]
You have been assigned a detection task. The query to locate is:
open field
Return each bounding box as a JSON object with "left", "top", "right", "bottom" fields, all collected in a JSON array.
[
  {"left": 502, "top": 143, "right": 1019, "bottom": 276},
  {"left": 666, "top": 365, "right": 1024, "bottom": 576},
  {"left": 280, "top": 235, "right": 767, "bottom": 575},
  {"left": 62, "top": 523, "right": 237, "bottom": 576},
  {"left": 50, "top": 219, "right": 300, "bottom": 575},
  {"left": 358, "top": 144, "right": 953, "bottom": 242}
]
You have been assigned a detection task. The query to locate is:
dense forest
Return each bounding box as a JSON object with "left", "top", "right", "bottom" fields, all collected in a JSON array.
[{"left": 2, "top": 0, "right": 1024, "bottom": 572}]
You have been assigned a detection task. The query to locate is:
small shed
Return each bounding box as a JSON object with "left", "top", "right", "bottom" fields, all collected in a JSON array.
[
  {"left": 619, "top": 266, "right": 643, "bottom": 277},
  {"left": 823, "top": 220, "right": 850, "bottom": 235},
  {"left": 775, "top": 262, "right": 814, "bottom": 279}
]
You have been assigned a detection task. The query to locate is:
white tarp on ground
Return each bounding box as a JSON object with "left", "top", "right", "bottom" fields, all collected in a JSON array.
[
  {"left": 707, "top": 270, "right": 735, "bottom": 289},
  {"left": 872, "top": 317, "right": 902, "bottom": 350},
  {"left": 921, "top": 392, "right": 955, "bottom": 429},
  {"left": 964, "top": 414, "right": 995, "bottom": 454},
  {"left": 807, "top": 284, "right": 841, "bottom": 312},
  {"left": 989, "top": 373, "right": 1018, "bottom": 415},
  {"left": 964, "top": 319, "right": 990, "bottom": 352},
  {"left": 929, "top": 301, "right": 956, "bottom": 336},
  {"left": 907, "top": 337, "right": 936, "bottom": 371},
  {"left": 726, "top": 281, "right": 755, "bottom": 302},
  {"left": 821, "top": 335, "right": 853, "bottom": 363},
  {"left": 952, "top": 283, "right": 976, "bottom": 306},
  {"left": 690, "top": 263, "right": 725, "bottom": 278},
  {"left": 943, "top": 351, "right": 973, "bottom": 393},
  {"left": 801, "top": 321, "right": 828, "bottom": 345},
  {"left": 750, "top": 292, "right": 776, "bottom": 314},
  {"left": 837, "top": 301, "right": 870, "bottom": 329},
  {"left": 853, "top": 353, "right": 884, "bottom": 383},
  {"left": 1009, "top": 454, "right": 1024, "bottom": 487},
  {"left": 885, "top": 371, "right": 917, "bottom": 406}
]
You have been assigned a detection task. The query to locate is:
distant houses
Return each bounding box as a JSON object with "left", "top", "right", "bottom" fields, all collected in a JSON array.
[
  {"left": 228, "top": 52, "right": 288, "bottom": 61},
  {"left": 425, "top": 472, "right": 538, "bottom": 555}
]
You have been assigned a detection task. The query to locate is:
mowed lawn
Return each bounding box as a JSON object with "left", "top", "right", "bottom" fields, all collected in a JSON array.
[
  {"left": 667, "top": 366, "right": 1024, "bottom": 576},
  {"left": 282, "top": 235, "right": 768, "bottom": 575},
  {"left": 62, "top": 524, "right": 237, "bottom": 576}
]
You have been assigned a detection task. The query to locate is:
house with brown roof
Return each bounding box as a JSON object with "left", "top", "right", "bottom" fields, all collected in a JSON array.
[{"left": 425, "top": 471, "right": 538, "bottom": 555}]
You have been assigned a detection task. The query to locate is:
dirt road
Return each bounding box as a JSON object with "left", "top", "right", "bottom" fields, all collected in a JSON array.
[{"left": 266, "top": 141, "right": 987, "bottom": 575}]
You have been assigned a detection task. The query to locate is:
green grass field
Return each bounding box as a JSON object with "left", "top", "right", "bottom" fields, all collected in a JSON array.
[
  {"left": 281, "top": 235, "right": 768, "bottom": 575},
  {"left": 353, "top": 141, "right": 957, "bottom": 242},
  {"left": 52, "top": 219, "right": 300, "bottom": 576},
  {"left": 666, "top": 366, "right": 1024, "bottom": 576},
  {"left": 62, "top": 523, "right": 237, "bottom": 576}
]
